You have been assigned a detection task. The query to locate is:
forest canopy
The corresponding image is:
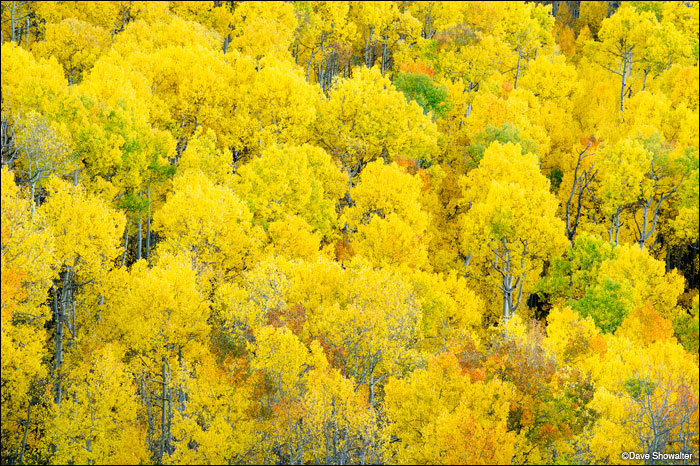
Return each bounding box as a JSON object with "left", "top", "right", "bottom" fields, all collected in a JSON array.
[{"left": 1, "top": 1, "right": 699, "bottom": 465}]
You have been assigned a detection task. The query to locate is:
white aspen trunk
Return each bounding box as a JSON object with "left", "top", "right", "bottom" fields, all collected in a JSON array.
[
  {"left": 365, "top": 27, "right": 373, "bottom": 67},
  {"left": 319, "top": 38, "right": 325, "bottom": 88},
  {"left": 121, "top": 223, "right": 129, "bottom": 267},
  {"left": 460, "top": 82, "right": 474, "bottom": 131},
  {"left": 146, "top": 184, "right": 151, "bottom": 262},
  {"left": 306, "top": 48, "right": 315, "bottom": 83},
  {"left": 30, "top": 183, "right": 36, "bottom": 218},
  {"left": 381, "top": 37, "right": 388, "bottom": 75},
  {"left": 137, "top": 215, "right": 142, "bottom": 261},
  {"left": 514, "top": 49, "right": 522, "bottom": 89},
  {"left": 145, "top": 373, "right": 153, "bottom": 453},
  {"left": 160, "top": 357, "right": 167, "bottom": 462},
  {"left": 639, "top": 197, "right": 652, "bottom": 249},
  {"left": 503, "top": 274, "right": 510, "bottom": 322},
  {"left": 19, "top": 401, "right": 31, "bottom": 464},
  {"left": 10, "top": 1, "right": 17, "bottom": 42},
  {"left": 53, "top": 270, "right": 72, "bottom": 406},
  {"left": 620, "top": 50, "right": 628, "bottom": 117}
]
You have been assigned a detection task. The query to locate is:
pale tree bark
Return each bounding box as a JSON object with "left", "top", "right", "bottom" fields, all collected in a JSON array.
[
  {"left": 422, "top": 4, "right": 433, "bottom": 39},
  {"left": 364, "top": 27, "right": 373, "bottom": 67},
  {"left": 18, "top": 402, "right": 31, "bottom": 465},
  {"left": 622, "top": 50, "right": 634, "bottom": 114},
  {"left": 1, "top": 100, "right": 20, "bottom": 169},
  {"left": 223, "top": 33, "right": 231, "bottom": 54},
  {"left": 146, "top": 184, "right": 152, "bottom": 263},
  {"left": 13, "top": 113, "right": 71, "bottom": 216},
  {"left": 112, "top": 1, "right": 132, "bottom": 35},
  {"left": 565, "top": 141, "right": 597, "bottom": 248},
  {"left": 458, "top": 82, "right": 475, "bottom": 132},
  {"left": 464, "top": 252, "right": 472, "bottom": 278},
  {"left": 623, "top": 370, "right": 699, "bottom": 464},
  {"left": 596, "top": 41, "right": 635, "bottom": 119},
  {"left": 514, "top": 48, "right": 523, "bottom": 89},
  {"left": 381, "top": 35, "right": 388, "bottom": 75},
  {"left": 489, "top": 237, "right": 527, "bottom": 327},
  {"left": 634, "top": 177, "right": 684, "bottom": 250},
  {"left": 121, "top": 222, "right": 129, "bottom": 267},
  {"left": 306, "top": 47, "right": 316, "bottom": 83},
  {"left": 3, "top": 1, "right": 31, "bottom": 43},
  {"left": 318, "top": 37, "right": 325, "bottom": 89},
  {"left": 159, "top": 357, "right": 169, "bottom": 463},
  {"left": 52, "top": 266, "right": 77, "bottom": 406},
  {"left": 137, "top": 208, "right": 143, "bottom": 262},
  {"left": 143, "top": 372, "right": 153, "bottom": 454},
  {"left": 52, "top": 285, "right": 64, "bottom": 406},
  {"left": 608, "top": 205, "right": 631, "bottom": 246}
]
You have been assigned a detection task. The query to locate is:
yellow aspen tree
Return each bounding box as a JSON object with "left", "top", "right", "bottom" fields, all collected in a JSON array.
[
  {"left": 313, "top": 265, "right": 423, "bottom": 407},
  {"left": 585, "top": 334, "right": 698, "bottom": 464},
  {"left": 299, "top": 344, "right": 384, "bottom": 464},
  {"left": 348, "top": 1, "right": 418, "bottom": 72},
  {"left": 544, "top": 306, "right": 606, "bottom": 367},
  {"left": 39, "top": 177, "right": 125, "bottom": 406},
  {"left": 459, "top": 142, "right": 567, "bottom": 326},
  {"left": 214, "top": 255, "right": 294, "bottom": 339},
  {"left": 494, "top": 1, "right": 555, "bottom": 89},
  {"left": 465, "top": 88, "right": 551, "bottom": 162},
  {"left": 32, "top": 1, "right": 133, "bottom": 34},
  {"left": 249, "top": 325, "right": 310, "bottom": 401},
  {"left": 99, "top": 253, "right": 210, "bottom": 463},
  {"left": 7, "top": 110, "right": 76, "bottom": 213},
  {"left": 483, "top": 325, "right": 597, "bottom": 464},
  {"left": 231, "top": 57, "right": 321, "bottom": 157},
  {"left": 384, "top": 352, "right": 516, "bottom": 464},
  {"left": 293, "top": 1, "right": 357, "bottom": 91},
  {"left": 418, "top": 163, "right": 467, "bottom": 273},
  {"left": 232, "top": 144, "right": 345, "bottom": 242},
  {"left": 407, "top": 269, "right": 483, "bottom": 354},
  {"left": 429, "top": 30, "right": 511, "bottom": 171},
  {"left": 585, "top": 5, "right": 656, "bottom": 117},
  {"left": 1, "top": 43, "right": 75, "bottom": 152},
  {"left": 1, "top": 0, "right": 34, "bottom": 44},
  {"left": 153, "top": 171, "right": 262, "bottom": 279},
  {"left": 168, "top": 352, "right": 257, "bottom": 465},
  {"left": 315, "top": 66, "right": 438, "bottom": 182},
  {"left": 110, "top": 14, "right": 222, "bottom": 55},
  {"left": 228, "top": 1, "right": 297, "bottom": 62},
  {"left": 518, "top": 55, "right": 581, "bottom": 179},
  {"left": 597, "top": 136, "right": 691, "bottom": 249},
  {"left": 595, "top": 244, "right": 686, "bottom": 323},
  {"left": 32, "top": 18, "right": 110, "bottom": 84},
  {"left": 1, "top": 168, "right": 56, "bottom": 465},
  {"left": 46, "top": 344, "right": 149, "bottom": 464},
  {"left": 345, "top": 160, "right": 430, "bottom": 269},
  {"left": 266, "top": 215, "right": 323, "bottom": 262},
  {"left": 73, "top": 68, "right": 177, "bottom": 265},
  {"left": 168, "top": 1, "right": 236, "bottom": 48}
]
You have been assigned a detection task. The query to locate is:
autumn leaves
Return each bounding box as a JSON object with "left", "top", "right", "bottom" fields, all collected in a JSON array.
[{"left": 1, "top": 1, "right": 699, "bottom": 464}]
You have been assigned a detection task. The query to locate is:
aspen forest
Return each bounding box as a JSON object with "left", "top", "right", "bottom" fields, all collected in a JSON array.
[{"left": 1, "top": 1, "right": 699, "bottom": 464}]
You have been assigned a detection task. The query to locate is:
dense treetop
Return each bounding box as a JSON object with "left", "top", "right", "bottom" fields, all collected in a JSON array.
[{"left": 1, "top": 1, "right": 698, "bottom": 464}]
